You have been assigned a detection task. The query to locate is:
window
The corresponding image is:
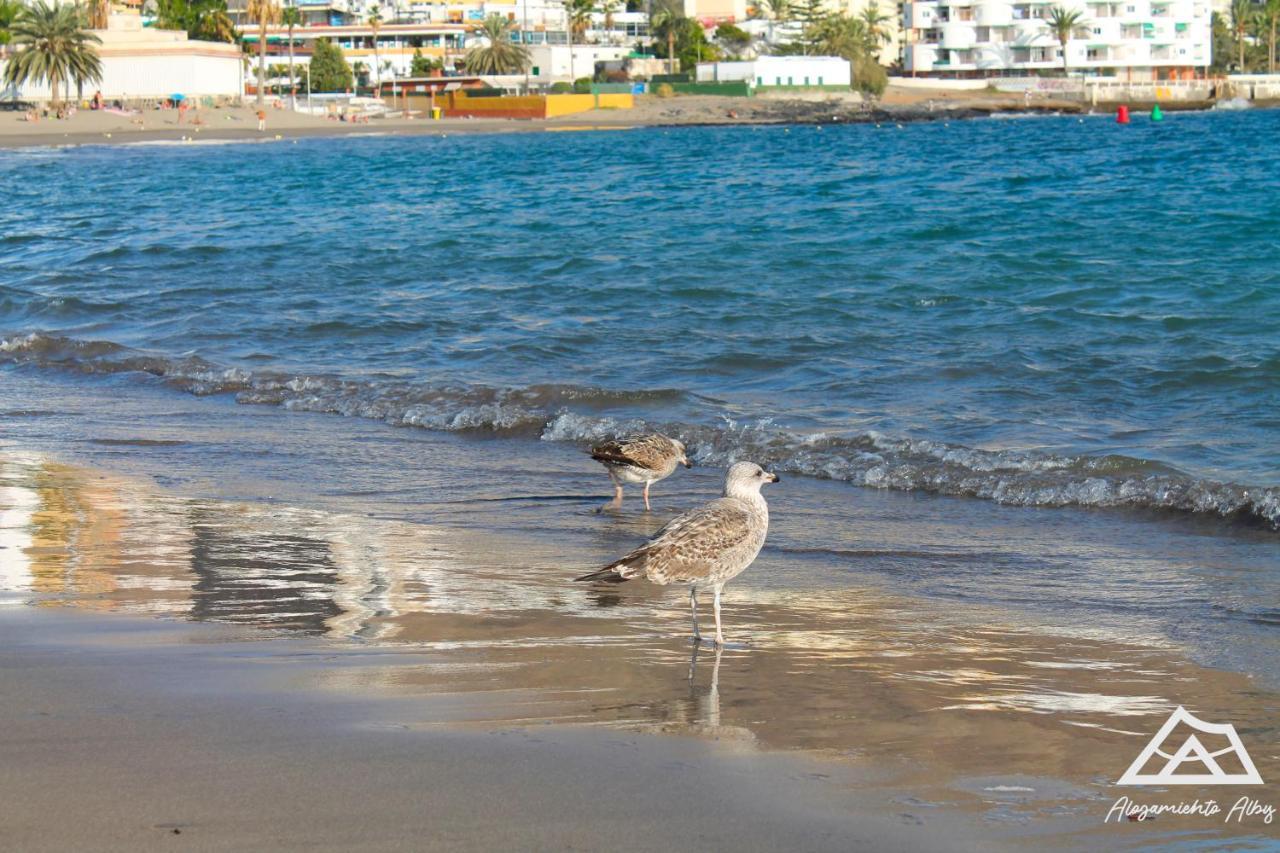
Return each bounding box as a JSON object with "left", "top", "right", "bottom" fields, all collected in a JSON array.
[
  {"left": 818, "top": 76, "right": 823, "bottom": 84},
  {"left": 804, "top": 76, "right": 810, "bottom": 84},
  {"left": 756, "top": 76, "right": 763, "bottom": 85},
  {"left": 1093, "top": 26, "right": 1102, "bottom": 34}
]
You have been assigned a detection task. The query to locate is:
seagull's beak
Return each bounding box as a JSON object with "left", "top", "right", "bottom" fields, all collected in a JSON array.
[
  {"left": 766, "top": 472, "right": 779, "bottom": 483},
  {"left": 681, "top": 456, "right": 692, "bottom": 468}
]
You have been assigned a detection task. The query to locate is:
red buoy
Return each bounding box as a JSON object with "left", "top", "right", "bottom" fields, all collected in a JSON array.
[{"left": 1116, "top": 105, "right": 1131, "bottom": 124}]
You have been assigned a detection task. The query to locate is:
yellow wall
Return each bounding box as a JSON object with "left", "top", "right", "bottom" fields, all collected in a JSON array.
[
  {"left": 445, "top": 92, "right": 634, "bottom": 119},
  {"left": 453, "top": 93, "right": 546, "bottom": 112},
  {"left": 545, "top": 93, "right": 633, "bottom": 116}
]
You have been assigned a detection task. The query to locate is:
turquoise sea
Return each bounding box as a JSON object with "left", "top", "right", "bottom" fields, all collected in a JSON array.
[{"left": 1, "top": 111, "right": 1278, "bottom": 683}]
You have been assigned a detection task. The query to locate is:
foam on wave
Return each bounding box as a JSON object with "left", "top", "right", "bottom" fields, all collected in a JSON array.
[{"left": 4, "top": 332, "right": 1277, "bottom": 529}]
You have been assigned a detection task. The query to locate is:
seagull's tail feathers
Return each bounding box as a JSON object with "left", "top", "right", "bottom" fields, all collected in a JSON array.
[{"left": 574, "top": 548, "right": 650, "bottom": 583}]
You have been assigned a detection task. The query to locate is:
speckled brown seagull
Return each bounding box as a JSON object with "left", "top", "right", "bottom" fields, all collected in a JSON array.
[
  {"left": 576, "top": 461, "right": 778, "bottom": 647},
  {"left": 590, "top": 433, "right": 691, "bottom": 510}
]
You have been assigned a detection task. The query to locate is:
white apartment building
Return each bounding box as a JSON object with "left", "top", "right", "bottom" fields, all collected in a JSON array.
[{"left": 902, "top": 0, "right": 1210, "bottom": 79}]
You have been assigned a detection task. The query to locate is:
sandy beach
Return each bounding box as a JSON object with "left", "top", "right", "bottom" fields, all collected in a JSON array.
[
  {"left": 0, "top": 86, "right": 1087, "bottom": 149},
  {"left": 2, "top": 444, "right": 1277, "bottom": 850}
]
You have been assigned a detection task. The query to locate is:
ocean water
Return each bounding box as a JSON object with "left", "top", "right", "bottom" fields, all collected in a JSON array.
[
  {"left": 2, "top": 112, "right": 1278, "bottom": 527},
  {"left": 1, "top": 113, "right": 1278, "bottom": 682},
  {"left": 3, "top": 114, "right": 1280, "bottom": 846}
]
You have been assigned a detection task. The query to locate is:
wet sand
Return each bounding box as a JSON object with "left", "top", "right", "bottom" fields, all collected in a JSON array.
[
  {"left": 2, "top": 452, "right": 1277, "bottom": 850},
  {"left": 1, "top": 606, "right": 980, "bottom": 852}
]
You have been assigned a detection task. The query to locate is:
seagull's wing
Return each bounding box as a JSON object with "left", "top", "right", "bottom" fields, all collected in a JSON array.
[
  {"left": 590, "top": 434, "right": 672, "bottom": 471},
  {"left": 618, "top": 498, "right": 755, "bottom": 585}
]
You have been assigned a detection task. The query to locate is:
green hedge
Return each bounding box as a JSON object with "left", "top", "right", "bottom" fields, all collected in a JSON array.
[{"left": 669, "top": 81, "right": 752, "bottom": 97}]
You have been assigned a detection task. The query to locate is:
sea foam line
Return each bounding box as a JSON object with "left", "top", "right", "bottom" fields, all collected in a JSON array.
[{"left": 2, "top": 332, "right": 1276, "bottom": 530}]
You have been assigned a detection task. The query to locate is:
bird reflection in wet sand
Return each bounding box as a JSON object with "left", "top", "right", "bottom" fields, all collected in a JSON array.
[
  {"left": 688, "top": 644, "right": 724, "bottom": 728},
  {"left": 576, "top": 462, "right": 778, "bottom": 647}
]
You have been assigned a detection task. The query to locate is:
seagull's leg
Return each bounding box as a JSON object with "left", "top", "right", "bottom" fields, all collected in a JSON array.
[
  {"left": 689, "top": 585, "right": 700, "bottom": 642},
  {"left": 642, "top": 480, "right": 652, "bottom": 511},
  {"left": 602, "top": 473, "right": 623, "bottom": 511},
  {"left": 713, "top": 584, "right": 725, "bottom": 648}
]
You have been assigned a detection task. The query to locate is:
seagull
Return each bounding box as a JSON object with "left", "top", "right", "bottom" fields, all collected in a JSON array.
[
  {"left": 590, "top": 433, "right": 691, "bottom": 510},
  {"left": 576, "top": 461, "right": 778, "bottom": 647}
]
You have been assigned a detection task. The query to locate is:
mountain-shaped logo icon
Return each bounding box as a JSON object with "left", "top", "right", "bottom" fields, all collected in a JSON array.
[{"left": 1118, "top": 706, "right": 1263, "bottom": 786}]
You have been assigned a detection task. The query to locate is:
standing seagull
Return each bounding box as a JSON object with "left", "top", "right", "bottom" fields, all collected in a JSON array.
[
  {"left": 576, "top": 461, "right": 778, "bottom": 646},
  {"left": 590, "top": 433, "right": 691, "bottom": 510}
]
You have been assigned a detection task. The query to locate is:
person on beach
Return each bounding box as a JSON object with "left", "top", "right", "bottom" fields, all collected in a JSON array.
[
  {"left": 178, "top": 101, "right": 188, "bottom": 124},
  {"left": 257, "top": 109, "right": 267, "bottom": 131}
]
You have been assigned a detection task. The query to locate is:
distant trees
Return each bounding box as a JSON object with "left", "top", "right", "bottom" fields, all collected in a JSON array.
[
  {"left": 246, "top": 0, "right": 280, "bottom": 107},
  {"left": 463, "top": 14, "right": 530, "bottom": 74},
  {"left": 1045, "top": 5, "right": 1087, "bottom": 74},
  {"left": 410, "top": 47, "right": 441, "bottom": 75},
  {"left": 2, "top": 0, "right": 103, "bottom": 106},
  {"left": 650, "top": 0, "right": 718, "bottom": 72},
  {"left": 309, "top": 37, "right": 353, "bottom": 91},
  {"left": 151, "top": 0, "right": 237, "bottom": 43},
  {"left": 1259, "top": 0, "right": 1280, "bottom": 72},
  {"left": 777, "top": 6, "right": 886, "bottom": 94},
  {"left": 281, "top": 3, "right": 300, "bottom": 100},
  {"left": 366, "top": 4, "right": 382, "bottom": 88},
  {"left": 0, "top": 0, "right": 23, "bottom": 51},
  {"left": 649, "top": 0, "right": 680, "bottom": 73},
  {"left": 715, "top": 22, "right": 752, "bottom": 58},
  {"left": 1211, "top": 0, "right": 1280, "bottom": 72}
]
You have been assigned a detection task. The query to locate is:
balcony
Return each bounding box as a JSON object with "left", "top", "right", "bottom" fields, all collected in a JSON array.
[{"left": 975, "top": 2, "right": 1013, "bottom": 24}]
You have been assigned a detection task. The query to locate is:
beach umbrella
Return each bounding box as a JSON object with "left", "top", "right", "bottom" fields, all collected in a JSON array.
[{"left": 171, "top": 93, "right": 186, "bottom": 102}]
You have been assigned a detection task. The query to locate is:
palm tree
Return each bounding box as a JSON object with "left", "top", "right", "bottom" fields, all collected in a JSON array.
[
  {"left": 1045, "top": 5, "right": 1086, "bottom": 74},
  {"left": 1, "top": 0, "right": 23, "bottom": 55},
  {"left": 281, "top": 4, "right": 300, "bottom": 105},
  {"left": 366, "top": 4, "right": 383, "bottom": 91},
  {"left": 87, "top": 0, "right": 109, "bottom": 29},
  {"left": 598, "top": 0, "right": 619, "bottom": 43},
  {"left": 246, "top": 0, "right": 280, "bottom": 108},
  {"left": 2, "top": 0, "right": 102, "bottom": 105},
  {"left": 650, "top": 0, "right": 680, "bottom": 74},
  {"left": 462, "top": 13, "right": 530, "bottom": 74},
  {"left": 859, "top": 1, "right": 891, "bottom": 48},
  {"left": 1229, "top": 0, "right": 1250, "bottom": 70},
  {"left": 563, "top": 0, "right": 593, "bottom": 84},
  {"left": 1258, "top": 0, "right": 1280, "bottom": 73}
]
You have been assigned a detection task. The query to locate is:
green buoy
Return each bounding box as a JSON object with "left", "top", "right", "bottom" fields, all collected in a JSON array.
[{"left": 1151, "top": 104, "right": 1164, "bottom": 122}]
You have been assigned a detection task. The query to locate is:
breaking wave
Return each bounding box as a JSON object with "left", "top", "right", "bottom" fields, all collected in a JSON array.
[{"left": 4, "top": 332, "right": 1277, "bottom": 530}]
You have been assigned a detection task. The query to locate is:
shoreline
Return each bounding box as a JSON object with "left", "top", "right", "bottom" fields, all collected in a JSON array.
[
  {"left": 1, "top": 99, "right": 1263, "bottom": 151},
  {"left": 2, "top": 445, "right": 1277, "bottom": 850},
  {"left": 0, "top": 96, "right": 1094, "bottom": 150}
]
